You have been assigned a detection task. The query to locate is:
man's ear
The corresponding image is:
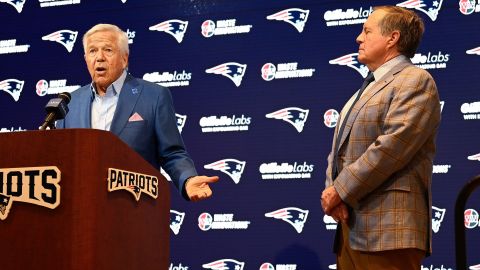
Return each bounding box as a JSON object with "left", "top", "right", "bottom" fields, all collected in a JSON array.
[
  {"left": 122, "top": 53, "right": 129, "bottom": 69},
  {"left": 387, "top": 30, "right": 400, "bottom": 49}
]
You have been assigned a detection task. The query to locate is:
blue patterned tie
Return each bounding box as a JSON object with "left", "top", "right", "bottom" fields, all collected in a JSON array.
[{"left": 332, "top": 72, "right": 375, "bottom": 179}]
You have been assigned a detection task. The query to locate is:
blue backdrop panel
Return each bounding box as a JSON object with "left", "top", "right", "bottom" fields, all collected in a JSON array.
[{"left": 1, "top": 0, "right": 480, "bottom": 269}]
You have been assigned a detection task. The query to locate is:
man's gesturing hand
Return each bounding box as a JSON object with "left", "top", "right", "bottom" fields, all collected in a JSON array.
[{"left": 185, "top": 176, "right": 219, "bottom": 201}]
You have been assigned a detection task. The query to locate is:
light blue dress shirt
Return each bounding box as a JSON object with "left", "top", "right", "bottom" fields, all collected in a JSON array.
[{"left": 90, "top": 70, "right": 127, "bottom": 131}]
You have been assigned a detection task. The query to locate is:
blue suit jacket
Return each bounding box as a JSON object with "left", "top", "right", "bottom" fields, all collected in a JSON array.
[{"left": 57, "top": 74, "right": 198, "bottom": 197}]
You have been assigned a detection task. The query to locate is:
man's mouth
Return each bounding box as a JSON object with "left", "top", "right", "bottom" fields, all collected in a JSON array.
[{"left": 95, "top": 67, "right": 107, "bottom": 73}]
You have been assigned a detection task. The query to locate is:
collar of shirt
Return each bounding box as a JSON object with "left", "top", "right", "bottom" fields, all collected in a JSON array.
[
  {"left": 89, "top": 69, "right": 128, "bottom": 100},
  {"left": 371, "top": 54, "right": 409, "bottom": 83},
  {"left": 359, "top": 54, "right": 409, "bottom": 98},
  {"left": 90, "top": 70, "right": 127, "bottom": 131}
]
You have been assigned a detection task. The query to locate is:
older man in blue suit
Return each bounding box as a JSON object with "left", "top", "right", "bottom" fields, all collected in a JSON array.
[{"left": 57, "top": 24, "right": 218, "bottom": 201}]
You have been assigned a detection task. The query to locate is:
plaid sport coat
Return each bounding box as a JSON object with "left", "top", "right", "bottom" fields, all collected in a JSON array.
[{"left": 325, "top": 59, "right": 441, "bottom": 253}]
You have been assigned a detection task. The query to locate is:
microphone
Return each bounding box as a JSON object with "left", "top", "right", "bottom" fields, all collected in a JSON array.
[{"left": 39, "top": 92, "right": 71, "bottom": 130}]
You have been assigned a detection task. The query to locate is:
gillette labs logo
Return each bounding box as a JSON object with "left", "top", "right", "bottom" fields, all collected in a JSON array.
[
  {"left": 259, "top": 161, "right": 314, "bottom": 180},
  {"left": 200, "top": 114, "right": 251, "bottom": 133},
  {"left": 411, "top": 51, "right": 450, "bottom": 70},
  {"left": 0, "top": 126, "right": 26, "bottom": 133},
  {"left": 324, "top": 6, "right": 373, "bottom": 27},
  {"left": 143, "top": 70, "right": 192, "bottom": 87},
  {"left": 461, "top": 101, "right": 480, "bottom": 120}
]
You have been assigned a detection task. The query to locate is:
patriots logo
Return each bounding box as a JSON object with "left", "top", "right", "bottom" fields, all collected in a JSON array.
[
  {"left": 107, "top": 168, "right": 159, "bottom": 202},
  {"left": 0, "top": 79, "right": 24, "bottom": 102},
  {"left": 0, "top": 0, "right": 26, "bottom": 13},
  {"left": 128, "top": 185, "right": 142, "bottom": 200},
  {"left": 466, "top": 47, "right": 480, "bottom": 55},
  {"left": 42, "top": 30, "right": 78, "bottom": 53},
  {"left": 265, "top": 107, "right": 309, "bottom": 133},
  {"left": 202, "top": 259, "right": 245, "bottom": 270},
  {"left": 176, "top": 113, "right": 187, "bottom": 133},
  {"left": 149, "top": 19, "right": 189, "bottom": 43},
  {"left": 396, "top": 0, "right": 444, "bottom": 21},
  {"left": 265, "top": 207, "right": 309, "bottom": 233},
  {"left": 0, "top": 193, "right": 13, "bottom": 221},
  {"left": 468, "top": 153, "right": 480, "bottom": 161},
  {"left": 204, "top": 159, "right": 246, "bottom": 184},
  {"left": 170, "top": 210, "right": 185, "bottom": 235},
  {"left": 266, "top": 8, "right": 310, "bottom": 33},
  {"left": 329, "top": 53, "right": 369, "bottom": 78},
  {"left": 205, "top": 62, "right": 247, "bottom": 87},
  {"left": 432, "top": 206, "right": 446, "bottom": 233}
]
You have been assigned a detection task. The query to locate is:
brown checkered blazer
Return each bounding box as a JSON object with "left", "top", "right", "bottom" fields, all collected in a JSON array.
[{"left": 325, "top": 59, "right": 441, "bottom": 254}]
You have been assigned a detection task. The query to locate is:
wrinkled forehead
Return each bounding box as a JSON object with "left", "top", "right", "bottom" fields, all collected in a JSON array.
[{"left": 86, "top": 31, "right": 118, "bottom": 47}]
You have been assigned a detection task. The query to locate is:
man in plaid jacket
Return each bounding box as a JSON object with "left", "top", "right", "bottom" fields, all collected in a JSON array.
[{"left": 321, "top": 6, "right": 441, "bottom": 269}]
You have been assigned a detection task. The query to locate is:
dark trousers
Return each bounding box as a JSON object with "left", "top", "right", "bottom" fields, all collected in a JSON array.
[{"left": 337, "top": 222, "right": 425, "bottom": 270}]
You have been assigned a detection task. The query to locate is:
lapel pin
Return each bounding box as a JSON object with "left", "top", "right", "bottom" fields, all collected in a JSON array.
[{"left": 131, "top": 88, "right": 138, "bottom": 94}]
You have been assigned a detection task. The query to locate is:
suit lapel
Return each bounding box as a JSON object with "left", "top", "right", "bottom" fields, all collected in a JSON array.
[
  {"left": 336, "top": 61, "right": 412, "bottom": 151},
  {"left": 77, "top": 87, "right": 93, "bottom": 128},
  {"left": 110, "top": 74, "right": 143, "bottom": 136}
]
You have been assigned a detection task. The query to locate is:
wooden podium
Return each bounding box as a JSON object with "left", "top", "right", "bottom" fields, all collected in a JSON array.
[{"left": 0, "top": 129, "right": 170, "bottom": 270}]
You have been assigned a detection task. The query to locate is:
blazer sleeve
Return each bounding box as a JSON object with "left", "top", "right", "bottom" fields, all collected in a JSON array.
[
  {"left": 333, "top": 68, "right": 440, "bottom": 208},
  {"left": 153, "top": 86, "right": 198, "bottom": 197}
]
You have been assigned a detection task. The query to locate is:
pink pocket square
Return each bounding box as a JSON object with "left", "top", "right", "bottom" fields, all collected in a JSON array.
[{"left": 128, "top": 112, "right": 144, "bottom": 122}]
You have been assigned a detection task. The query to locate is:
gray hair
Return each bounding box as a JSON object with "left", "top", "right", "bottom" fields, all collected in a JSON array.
[{"left": 82, "top": 24, "right": 129, "bottom": 55}]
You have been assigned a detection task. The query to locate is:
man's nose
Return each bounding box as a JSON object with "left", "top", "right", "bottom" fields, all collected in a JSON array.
[
  {"left": 356, "top": 32, "right": 363, "bottom": 44},
  {"left": 95, "top": 51, "right": 106, "bottom": 61}
]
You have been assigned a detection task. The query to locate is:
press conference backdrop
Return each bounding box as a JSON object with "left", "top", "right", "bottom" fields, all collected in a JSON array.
[{"left": 1, "top": 0, "right": 480, "bottom": 269}]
